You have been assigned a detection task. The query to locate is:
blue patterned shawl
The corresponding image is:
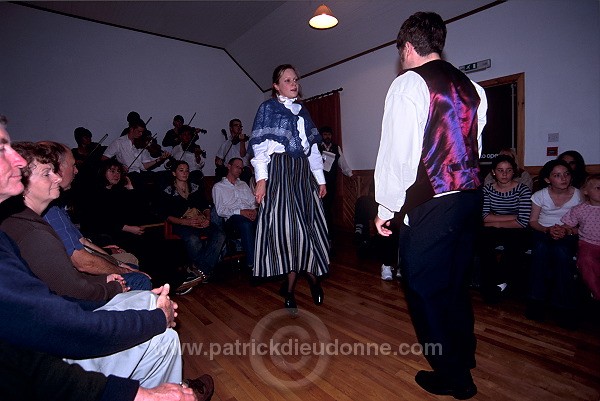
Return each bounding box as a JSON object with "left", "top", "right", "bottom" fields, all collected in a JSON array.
[{"left": 249, "top": 98, "right": 322, "bottom": 158}]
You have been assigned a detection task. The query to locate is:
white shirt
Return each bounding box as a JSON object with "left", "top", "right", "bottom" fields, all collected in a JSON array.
[
  {"left": 212, "top": 177, "right": 257, "bottom": 219},
  {"left": 251, "top": 102, "right": 325, "bottom": 185},
  {"left": 169, "top": 144, "right": 205, "bottom": 172},
  {"left": 374, "top": 70, "right": 488, "bottom": 221},
  {"left": 532, "top": 187, "right": 583, "bottom": 227},
  {"left": 320, "top": 143, "right": 352, "bottom": 177},
  {"left": 216, "top": 139, "right": 250, "bottom": 167},
  {"left": 103, "top": 135, "right": 153, "bottom": 173}
]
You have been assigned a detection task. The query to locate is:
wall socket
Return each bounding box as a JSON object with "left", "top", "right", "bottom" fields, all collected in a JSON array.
[{"left": 548, "top": 132, "right": 559, "bottom": 142}]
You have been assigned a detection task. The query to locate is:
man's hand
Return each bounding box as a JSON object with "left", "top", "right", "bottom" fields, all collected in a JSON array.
[
  {"left": 154, "top": 284, "right": 178, "bottom": 328},
  {"left": 135, "top": 383, "right": 196, "bottom": 401},
  {"left": 374, "top": 216, "right": 393, "bottom": 237},
  {"left": 254, "top": 179, "right": 266, "bottom": 204},
  {"left": 241, "top": 209, "right": 257, "bottom": 221}
]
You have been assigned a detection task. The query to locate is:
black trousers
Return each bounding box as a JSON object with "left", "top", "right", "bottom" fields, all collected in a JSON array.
[{"left": 399, "top": 191, "right": 480, "bottom": 385}]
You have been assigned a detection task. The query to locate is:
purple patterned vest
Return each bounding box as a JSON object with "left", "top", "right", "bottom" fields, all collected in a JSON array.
[{"left": 401, "top": 60, "right": 482, "bottom": 214}]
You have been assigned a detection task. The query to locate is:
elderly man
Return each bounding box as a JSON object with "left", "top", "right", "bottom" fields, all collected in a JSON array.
[{"left": 0, "top": 116, "right": 211, "bottom": 400}]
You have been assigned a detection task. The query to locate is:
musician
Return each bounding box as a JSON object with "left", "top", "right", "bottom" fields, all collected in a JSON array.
[
  {"left": 162, "top": 114, "right": 201, "bottom": 148},
  {"left": 168, "top": 125, "right": 205, "bottom": 186},
  {"left": 103, "top": 119, "right": 170, "bottom": 190},
  {"left": 215, "top": 119, "right": 252, "bottom": 183},
  {"left": 71, "top": 127, "right": 106, "bottom": 193}
]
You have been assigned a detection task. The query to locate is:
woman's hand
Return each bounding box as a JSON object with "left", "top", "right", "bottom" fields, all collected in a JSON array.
[
  {"left": 107, "top": 274, "right": 129, "bottom": 292},
  {"left": 124, "top": 175, "right": 134, "bottom": 190},
  {"left": 318, "top": 184, "right": 327, "bottom": 198},
  {"left": 549, "top": 224, "right": 567, "bottom": 240},
  {"left": 254, "top": 179, "right": 266, "bottom": 204},
  {"left": 123, "top": 225, "right": 145, "bottom": 235}
]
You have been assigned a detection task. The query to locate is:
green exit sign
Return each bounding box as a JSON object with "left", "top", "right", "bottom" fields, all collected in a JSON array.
[{"left": 459, "top": 59, "right": 491, "bottom": 73}]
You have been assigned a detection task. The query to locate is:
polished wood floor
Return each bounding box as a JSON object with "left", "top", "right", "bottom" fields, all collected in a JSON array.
[{"left": 175, "top": 232, "right": 600, "bottom": 401}]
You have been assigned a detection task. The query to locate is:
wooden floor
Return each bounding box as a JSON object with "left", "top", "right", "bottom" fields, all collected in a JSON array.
[{"left": 175, "top": 232, "right": 600, "bottom": 401}]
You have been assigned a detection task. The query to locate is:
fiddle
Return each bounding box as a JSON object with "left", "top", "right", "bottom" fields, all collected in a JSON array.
[{"left": 133, "top": 130, "right": 164, "bottom": 158}]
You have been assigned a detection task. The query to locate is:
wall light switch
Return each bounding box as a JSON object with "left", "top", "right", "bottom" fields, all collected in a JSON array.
[{"left": 548, "top": 132, "right": 559, "bottom": 142}]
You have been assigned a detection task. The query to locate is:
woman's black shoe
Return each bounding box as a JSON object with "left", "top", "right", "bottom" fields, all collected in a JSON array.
[
  {"left": 310, "top": 282, "right": 324, "bottom": 305},
  {"left": 284, "top": 292, "right": 298, "bottom": 313}
]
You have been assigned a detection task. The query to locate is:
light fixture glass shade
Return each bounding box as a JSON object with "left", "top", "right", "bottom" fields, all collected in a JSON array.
[{"left": 309, "top": 5, "right": 338, "bottom": 29}]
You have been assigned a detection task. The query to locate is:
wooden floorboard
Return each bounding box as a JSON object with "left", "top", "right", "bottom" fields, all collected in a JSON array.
[{"left": 174, "top": 231, "right": 600, "bottom": 401}]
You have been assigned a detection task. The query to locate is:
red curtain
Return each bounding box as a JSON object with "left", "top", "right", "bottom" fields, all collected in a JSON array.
[
  {"left": 304, "top": 92, "right": 344, "bottom": 227},
  {"left": 304, "top": 92, "right": 342, "bottom": 146}
]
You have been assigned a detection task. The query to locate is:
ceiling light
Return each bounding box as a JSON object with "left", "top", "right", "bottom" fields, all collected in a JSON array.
[{"left": 309, "top": 5, "right": 338, "bottom": 29}]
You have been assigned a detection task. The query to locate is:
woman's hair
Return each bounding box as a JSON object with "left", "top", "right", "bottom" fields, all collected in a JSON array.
[
  {"left": 170, "top": 160, "right": 189, "bottom": 173},
  {"left": 169, "top": 160, "right": 190, "bottom": 197},
  {"left": 97, "top": 158, "right": 128, "bottom": 187},
  {"left": 491, "top": 154, "right": 517, "bottom": 172},
  {"left": 538, "top": 159, "right": 571, "bottom": 189},
  {"left": 13, "top": 142, "right": 60, "bottom": 189},
  {"left": 271, "top": 64, "right": 303, "bottom": 99},
  {"left": 558, "top": 150, "right": 588, "bottom": 188}
]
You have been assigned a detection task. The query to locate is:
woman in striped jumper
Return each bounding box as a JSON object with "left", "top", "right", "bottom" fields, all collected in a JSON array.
[
  {"left": 249, "top": 64, "right": 329, "bottom": 313},
  {"left": 479, "top": 154, "right": 532, "bottom": 302}
]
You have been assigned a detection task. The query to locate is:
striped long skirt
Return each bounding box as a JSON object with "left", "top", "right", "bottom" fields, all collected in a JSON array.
[{"left": 253, "top": 153, "right": 330, "bottom": 277}]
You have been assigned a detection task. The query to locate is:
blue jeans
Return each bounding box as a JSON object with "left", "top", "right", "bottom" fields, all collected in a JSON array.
[
  {"left": 172, "top": 223, "right": 226, "bottom": 275},
  {"left": 121, "top": 272, "right": 152, "bottom": 291},
  {"left": 528, "top": 230, "right": 578, "bottom": 309},
  {"left": 225, "top": 215, "right": 257, "bottom": 266}
]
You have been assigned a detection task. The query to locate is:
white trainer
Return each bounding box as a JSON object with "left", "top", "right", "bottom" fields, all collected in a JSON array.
[{"left": 381, "top": 264, "right": 393, "bottom": 281}]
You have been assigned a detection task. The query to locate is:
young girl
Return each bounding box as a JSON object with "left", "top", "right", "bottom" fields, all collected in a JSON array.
[
  {"left": 561, "top": 174, "right": 600, "bottom": 300},
  {"left": 527, "top": 160, "right": 583, "bottom": 327},
  {"left": 479, "top": 155, "right": 532, "bottom": 302}
]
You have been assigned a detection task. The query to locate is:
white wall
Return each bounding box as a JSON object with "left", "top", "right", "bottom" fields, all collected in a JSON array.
[
  {"left": 301, "top": 0, "right": 600, "bottom": 169},
  {"left": 0, "top": 3, "right": 264, "bottom": 163},
  {"left": 2, "top": 0, "right": 598, "bottom": 171}
]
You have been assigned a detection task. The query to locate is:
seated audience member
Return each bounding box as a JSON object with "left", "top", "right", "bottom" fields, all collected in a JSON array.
[
  {"left": 527, "top": 159, "right": 584, "bottom": 328},
  {"left": 167, "top": 125, "right": 205, "bottom": 186},
  {"left": 483, "top": 148, "right": 533, "bottom": 190},
  {"left": 558, "top": 150, "right": 589, "bottom": 188},
  {"left": 478, "top": 155, "right": 532, "bottom": 302},
  {"left": 79, "top": 159, "right": 199, "bottom": 293},
  {"left": 162, "top": 161, "right": 226, "bottom": 281},
  {"left": 41, "top": 141, "right": 151, "bottom": 291},
  {"left": 0, "top": 142, "right": 126, "bottom": 301},
  {"left": 212, "top": 157, "right": 258, "bottom": 270},
  {"left": 0, "top": 117, "right": 212, "bottom": 395},
  {"left": 353, "top": 179, "right": 400, "bottom": 280},
  {"left": 561, "top": 174, "right": 600, "bottom": 300}
]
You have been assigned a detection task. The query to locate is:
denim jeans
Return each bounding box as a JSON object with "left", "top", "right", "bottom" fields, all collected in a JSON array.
[
  {"left": 528, "top": 230, "right": 578, "bottom": 309},
  {"left": 225, "top": 215, "right": 257, "bottom": 266},
  {"left": 121, "top": 272, "right": 152, "bottom": 291},
  {"left": 172, "top": 222, "right": 226, "bottom": 275}
]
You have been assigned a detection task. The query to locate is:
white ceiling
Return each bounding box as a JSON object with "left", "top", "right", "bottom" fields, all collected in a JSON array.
[{"left": 22, "top": 1, "right": 502, "bottom": 91}]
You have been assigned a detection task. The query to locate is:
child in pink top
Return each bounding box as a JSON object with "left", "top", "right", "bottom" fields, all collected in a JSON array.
[{"left": 562, "top": 174, "right": 600, "bottom": 299}]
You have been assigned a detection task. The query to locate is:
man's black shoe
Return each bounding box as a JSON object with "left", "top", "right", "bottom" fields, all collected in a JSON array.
[{"left": 415, "top": 370, "right": 477, "bottom": 400}]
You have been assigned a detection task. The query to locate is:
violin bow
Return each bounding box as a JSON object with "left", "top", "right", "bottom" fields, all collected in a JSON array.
[
  {"left": 127, "top": 133, "right": 158, "bottom": 171},
  {"left": 86, "top": 134, "right": 108, "bottom": 159}
]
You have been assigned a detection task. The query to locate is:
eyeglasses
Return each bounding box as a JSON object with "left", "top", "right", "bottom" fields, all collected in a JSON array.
[{"left": 232, "top": 124, "right": 243, "bottom": 128}]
